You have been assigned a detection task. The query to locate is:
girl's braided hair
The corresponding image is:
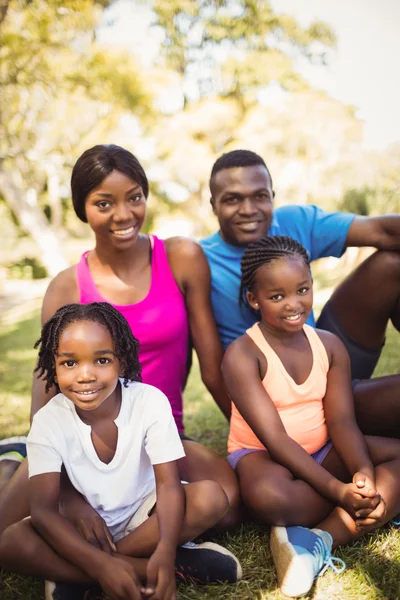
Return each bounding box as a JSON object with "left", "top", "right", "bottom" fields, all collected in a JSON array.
[
  {"left": 34, "top": 302, "right": 142, "bottom": 392},
  {"left": 240, "top": 235, "right": 311, "bottom": 304}
]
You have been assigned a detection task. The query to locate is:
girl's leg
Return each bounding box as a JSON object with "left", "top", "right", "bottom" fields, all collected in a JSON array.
[
  {"left": 316, "top": 436, "right": 400, "bottom": 548},
  {"left": 236, "top": 451, "right": 333, "bottom": 527},
  {"left": 116, "top": 480, "right": 229, "bottom": 557},
  {"left": 177, "top": 440, "right": 241, "bottom": 530},
  {"left": 0, "top": 517, "right": 148, "bottom": 583}
]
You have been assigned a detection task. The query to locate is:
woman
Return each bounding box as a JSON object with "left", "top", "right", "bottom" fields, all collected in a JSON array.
[{"left": 0, "top": 145, "right": 239, "bottom": 544}]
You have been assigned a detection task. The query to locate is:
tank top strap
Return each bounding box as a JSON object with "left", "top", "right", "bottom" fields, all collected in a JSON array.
[
  {"left": 302, "top": 324, "right": 330, "bottom": 373},
  {"left": 245, "top": 322, "right": 279, "bottom": 366},
  {"left": 148, "top": 235, "right": 182, "bottom": 297},
  {"left": 76, "top": 251, "right": 102, "bottom": 304}
]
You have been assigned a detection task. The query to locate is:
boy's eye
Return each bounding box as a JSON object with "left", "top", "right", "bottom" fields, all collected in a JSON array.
[
  {"left": 63, "top": 360, "right": 76, "bottom": 368},
  {"left": 96, "top": 357, "right": 111, "bottom": 365}
]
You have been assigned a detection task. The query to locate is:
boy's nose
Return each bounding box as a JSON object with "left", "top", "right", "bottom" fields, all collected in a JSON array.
[{"left": 77, "top": 366, "right": 96, "bottom": 382}]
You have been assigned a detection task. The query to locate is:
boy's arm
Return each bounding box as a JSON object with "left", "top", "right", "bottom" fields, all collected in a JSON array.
[
  {"left": 30, "top": 472, "right": 142, "bottom": 598},
  {"left": 142, "top": 461, "right": 184, "bottom": 598}
]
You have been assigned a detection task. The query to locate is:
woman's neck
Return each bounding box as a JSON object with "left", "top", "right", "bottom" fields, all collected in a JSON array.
[{"left": 92, "top": 234, "right": 149, "bottom": 272}]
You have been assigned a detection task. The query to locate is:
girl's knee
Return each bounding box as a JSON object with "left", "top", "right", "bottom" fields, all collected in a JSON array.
[{"left": 242, "top": 478, "right": 301, "bottom": 525}]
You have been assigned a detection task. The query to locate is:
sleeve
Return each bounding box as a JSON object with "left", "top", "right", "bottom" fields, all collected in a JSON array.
[
  {"left": 27, "top": 413, "right": 63, "bottom": 478},
  {"left": 275, "top": 205, "right": 356, "bottom": 261},
  {"left": 143, "top": 387, "right": 186, "bottom": 465}
]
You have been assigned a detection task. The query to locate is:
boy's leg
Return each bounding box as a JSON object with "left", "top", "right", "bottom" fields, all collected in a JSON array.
[
  {"left": 235, "top": 451, "right": 333, "bottom": 527},
  {"left": 0, "top": 460, "right": 30, "bottom": 535},
  {"left": 116, "top": 480, "right": 229, "bottom": 557},
  {"left": 177, "top": 440, "right": 241, "bottom": 530},
  {"left": 0, "top": 436, "right": 27, "bottom": 493}
]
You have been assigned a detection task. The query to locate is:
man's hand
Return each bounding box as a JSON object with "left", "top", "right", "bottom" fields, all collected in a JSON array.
[
  {"left": 98, "top": 556, "right": 143, "bottom": 600},
  {"left": 141, "top": 546, "right": 176, "bottom": 600}
]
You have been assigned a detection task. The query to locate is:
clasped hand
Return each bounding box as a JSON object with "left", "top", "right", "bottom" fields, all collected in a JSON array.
[{"left": 339, "top": 472, "right": 386, "bottom": 530}]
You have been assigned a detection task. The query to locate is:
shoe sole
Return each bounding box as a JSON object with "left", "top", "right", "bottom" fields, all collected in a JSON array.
[
  {"left": 270, "top": 527, "right": 313, "bottom": 597},
  {"left": 177, "top": 541, "right": 242, "bottom": 583}
]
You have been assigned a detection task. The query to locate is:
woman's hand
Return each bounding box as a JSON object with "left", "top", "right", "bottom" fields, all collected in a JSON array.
[
  {"left": 98, "top": 556, "right": 143, "bottom": 600},
  {"left": 141, "top": 546, "right": 176, "bottom": 600},
  {"left": 337, "top": 482, "right": 381, "bottom": 519}
]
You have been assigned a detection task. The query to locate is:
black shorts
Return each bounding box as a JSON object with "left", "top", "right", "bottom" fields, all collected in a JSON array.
[
  {"left": 316, "top": 300, "right": 384, "bottom": 380},
  {"left": 179, "top": 431, "right": 195, "bottom": 442}
]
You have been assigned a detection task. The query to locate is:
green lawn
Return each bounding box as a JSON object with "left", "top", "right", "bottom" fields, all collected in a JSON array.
[{"left": 0, "top": 306, "right": 399, "bottom": 600}]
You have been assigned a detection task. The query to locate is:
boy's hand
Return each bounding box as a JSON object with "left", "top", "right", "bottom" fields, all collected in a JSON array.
[
  {"left": 338, "top": 482, "right": 381, "bottom": 519},
  {"left": 98, "top": 556, "right": 142, "bottom": 600},
  {"left": 141, "top": 546, "right": 176, "bottom": 600},
  {"left": 65, "top": 500, "right": 116, "bottom": 554}
]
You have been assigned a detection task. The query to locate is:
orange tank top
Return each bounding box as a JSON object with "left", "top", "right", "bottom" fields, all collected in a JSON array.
[{"left": 228, "top": 323, "right": 329, "bottom": 455}]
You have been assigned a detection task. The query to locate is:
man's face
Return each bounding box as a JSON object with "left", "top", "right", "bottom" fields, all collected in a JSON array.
[{"left": 210, "top": 165, "right": 274, "bottom": 246}]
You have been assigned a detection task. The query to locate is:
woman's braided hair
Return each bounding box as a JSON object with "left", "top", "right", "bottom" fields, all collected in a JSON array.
[
  {"left": 240, "top": 235, "right": 311, "bottom": 305},
  {"left": 34, "top": 302, "right": 142, "bottom": 392}
]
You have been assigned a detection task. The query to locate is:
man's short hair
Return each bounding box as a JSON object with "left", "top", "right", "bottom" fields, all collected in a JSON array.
[{"left": 210, "top": 150, "right": 272, "bottom": 194}]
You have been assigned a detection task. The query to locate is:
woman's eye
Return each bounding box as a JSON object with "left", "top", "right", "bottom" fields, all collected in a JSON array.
[
  {"left": 96, "top": 201, "right": 111, "bottom": 210},
  {"left": 129, "top": 195, "right": 142, "bottom": 203}
]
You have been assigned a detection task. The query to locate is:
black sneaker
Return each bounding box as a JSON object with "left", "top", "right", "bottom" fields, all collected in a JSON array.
[
  {"left": 175, "top": 541, "right": 242, "bottom": 584},
  {"left": 45, "top": 581, "right": 100, "bottom": 600}
]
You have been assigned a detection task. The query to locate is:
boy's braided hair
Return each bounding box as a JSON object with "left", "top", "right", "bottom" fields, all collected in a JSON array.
[
  {"left": 34, "top": 302, "right": 142, "bottom": 392},
  {"left": 240, "top": 235, "right": 310, "bottom": 303}
]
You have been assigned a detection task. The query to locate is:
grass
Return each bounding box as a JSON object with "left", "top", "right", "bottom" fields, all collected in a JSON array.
[{"left": 0, "top": 303, "right": 400, "bottom": 599}]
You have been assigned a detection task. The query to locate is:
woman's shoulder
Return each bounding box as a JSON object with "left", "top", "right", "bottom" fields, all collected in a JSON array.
[
  {"left": 42, "top": 265, "right": 79, "bottom": 323},
  {"left": 164, "top": 236, "right": 204, "bottom": 261}
]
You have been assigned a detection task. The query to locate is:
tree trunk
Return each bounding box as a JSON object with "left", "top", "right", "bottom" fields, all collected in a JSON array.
[{"left": 0, "top": 168, "right": 68, "bottom": 277}]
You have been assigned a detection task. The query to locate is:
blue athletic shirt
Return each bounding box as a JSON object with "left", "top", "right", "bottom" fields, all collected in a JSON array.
[{"left": 200, "top": 205, "right": 355, "bottom": 350}]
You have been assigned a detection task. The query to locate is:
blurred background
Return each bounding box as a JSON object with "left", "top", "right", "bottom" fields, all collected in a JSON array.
[{"left": 1, "top": 0, "right": 400, "bottom": 284}]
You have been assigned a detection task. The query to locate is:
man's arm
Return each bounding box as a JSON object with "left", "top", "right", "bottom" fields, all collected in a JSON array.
[{"left": 345, "top": 215, "right": 400, "bottom": 251}]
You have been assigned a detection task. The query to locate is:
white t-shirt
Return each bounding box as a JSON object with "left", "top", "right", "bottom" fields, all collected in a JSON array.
[{"left": 27, "top": 380, "right": 185, "bottom": 527}]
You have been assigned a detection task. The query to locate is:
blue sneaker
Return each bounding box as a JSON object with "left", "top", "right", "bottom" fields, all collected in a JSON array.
[
  {"left": 390, "top": 515, "right": 400, "bottom": 526},
  {"left": 270, "top": 526, "right": 345, "bottom": 597},
  {"left": 0, "top": 436, "right": 27, "bottom": 463}
]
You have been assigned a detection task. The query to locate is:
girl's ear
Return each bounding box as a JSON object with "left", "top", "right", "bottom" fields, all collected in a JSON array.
[{"left": 246, "top": 290, "right": 259, "bottom": 311}]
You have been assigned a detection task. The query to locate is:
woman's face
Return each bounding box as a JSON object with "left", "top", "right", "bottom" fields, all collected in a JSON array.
[{"left": 85, "top": 170, "right": 147, "bottom": 250}]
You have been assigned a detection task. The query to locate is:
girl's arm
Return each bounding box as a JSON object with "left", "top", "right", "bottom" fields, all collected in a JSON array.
[
  {"left": 319, "top": 330, "right": 375, "bottom": 485},
  {"left": 222, "top": 336, "right": 365, "bottom": 508},
  {"left": 166, "top": 237, "right": 232, "bottom": 419},
  {"left": 30, "top": 473, "right": 141, "bottom": 598}
]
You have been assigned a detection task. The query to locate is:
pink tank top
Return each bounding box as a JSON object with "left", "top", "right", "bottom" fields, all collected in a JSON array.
[
  {"left": 228, "top": 323, "right": 329, "bottom": 454},
  {"left": 76, "top": 235, "right": 188, "bottom": 432}
]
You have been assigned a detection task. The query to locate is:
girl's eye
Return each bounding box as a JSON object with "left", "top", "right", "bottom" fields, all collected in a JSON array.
[
  {"left": 298, "top": 287, "right": 309, "bottom": 295},
  {"left": 96, "top": 357, "right": 111, "bottom": 365},
  {"left": 270, "top": 294, "right": 283, "bottom": 301}
]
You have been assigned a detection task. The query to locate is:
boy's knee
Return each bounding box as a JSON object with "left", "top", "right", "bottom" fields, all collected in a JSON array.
[
  {"left": 189, "top": 480, "right": 229, "bottom": 524},
  {"left": 0, "top": 521, "right": 36, "bottom": 566}
]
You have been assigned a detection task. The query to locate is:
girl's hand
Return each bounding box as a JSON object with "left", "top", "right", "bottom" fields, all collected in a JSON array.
[
  {"left": 98, "top": 556, "right": 142, "bottom": 600},
  {"left": 338, "top": 482, "right": 381, "bottom": 519},
  {"left": 356, "top": 496, "right": 387, "bottom": 530},
  {"left": 141, "top": 546, "right": 176, "bottom": 600},
  {"left": 353, "top": 471, "right": 377, "bottom": 496}
]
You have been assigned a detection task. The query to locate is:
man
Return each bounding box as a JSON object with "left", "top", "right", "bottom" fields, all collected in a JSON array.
[{"left": 200, "top": 149, "right": 400, "bottom": 438}]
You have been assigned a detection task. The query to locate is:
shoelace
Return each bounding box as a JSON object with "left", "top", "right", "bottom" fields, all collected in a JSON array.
[{"left": 311, "top": 536, "right": 346, "bottom": 578}]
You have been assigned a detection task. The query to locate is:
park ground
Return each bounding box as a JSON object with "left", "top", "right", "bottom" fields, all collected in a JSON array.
[{"left": 0, "top": 269, "right": 399, "bottom": 600}]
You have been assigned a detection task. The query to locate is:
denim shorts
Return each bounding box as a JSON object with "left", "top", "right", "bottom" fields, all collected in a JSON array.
[{"left": 227, "top": 440, "right": 333, "bottom": 471}]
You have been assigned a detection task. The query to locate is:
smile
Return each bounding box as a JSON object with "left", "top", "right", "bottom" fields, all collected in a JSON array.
[
  {"left": 73, "top": 389, "right": 101, "bottom": 396},
  {"left": 284, "top": 314, "right": 302, "bottom": 322},
  {"left": 111, "top": 226, "right": 135, "bottom": 237},
  {"left": 236, "top": 221, "right": 262, "bottom": 230}
]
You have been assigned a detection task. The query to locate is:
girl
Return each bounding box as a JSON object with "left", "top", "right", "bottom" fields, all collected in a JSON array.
[
  {"left": 0, "top": 303, "right": 241, "bottom": 600},
  {"left": 0, "top": 144, "right": 239, "bottom": 543},
  {"left": 222, "top": 235, "right": 400, "bottom": 598}
]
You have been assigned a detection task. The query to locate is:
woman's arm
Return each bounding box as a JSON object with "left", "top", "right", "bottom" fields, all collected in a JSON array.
[
  {"left": 319, "top": 330, "right": 375, "bottom": 485},
  {"left": 222, "top": 336, "right": 353, "bottom": 505},
  {"left": 166, "top": 237, "right": 232, "bottom": 419}
]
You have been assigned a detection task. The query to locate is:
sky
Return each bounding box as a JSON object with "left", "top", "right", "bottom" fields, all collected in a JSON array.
[{"left": 98, "top": 0, "right": 400, "bottom": 151}]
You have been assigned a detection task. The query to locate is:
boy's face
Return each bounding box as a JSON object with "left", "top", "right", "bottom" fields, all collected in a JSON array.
[
  {"left": 55, "top": 320, "right": 121, "bottom": 412},
  {"left": 210, "top": 165, "right": 274, "bottom": 246}
]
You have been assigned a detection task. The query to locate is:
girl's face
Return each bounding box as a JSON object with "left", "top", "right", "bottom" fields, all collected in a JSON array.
[
  {"left": 246, "top": 256, "right": 313, "bottom": 333},
  {"left": 54, "top": 320, "right": 121, "bottom": 412},
  {"left": 84, "top": 169, "right": 147, "bottom": 250}
]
